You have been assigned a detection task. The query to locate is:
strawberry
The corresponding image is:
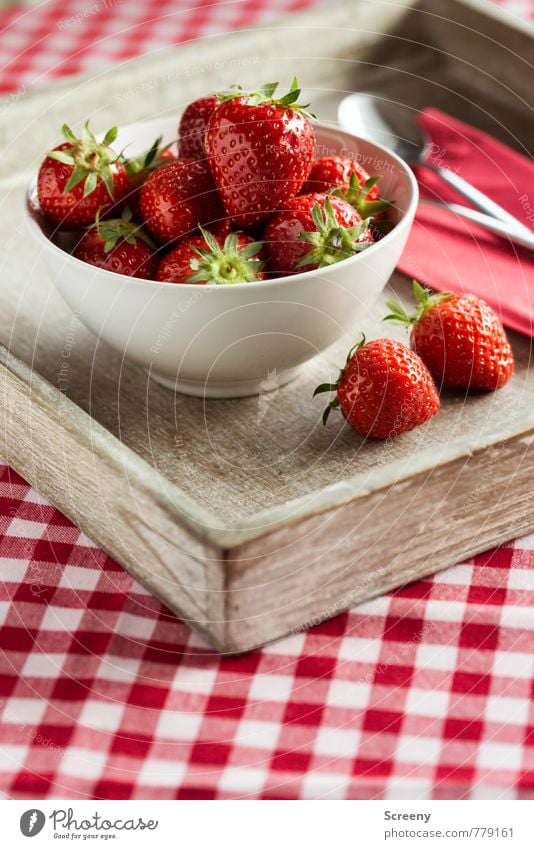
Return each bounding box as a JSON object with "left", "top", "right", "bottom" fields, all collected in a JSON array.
[
  {"left": 157, "top": 227, "right": 266, "bottom": 285},
  {"left": 178, "top": 95, "right": 219, "bottom": 160},
  {"left": 302, "top": 157, "right": 392, "bottom": 219},
  {"left": 205, "top": 78, "right": 315, "bottom": 227},
  {"left": 314, "top": 335, "right": 440, "bottom": 439},
  {"left": 209, "top": 216, "right": 233, "bottom": 239},
  {"left": 264, "top": 194, "right": 373, "bottom": 276},
  {"left": 303, "top": 156, "right": 373, "bottom": 196},
  {"left": 120, "top": 135, "right": 176, "bottom": 217},
  {"left": 384, "top": 281, "right": 515, "bottom": 391},
  {"left": 139, "top": 158, "right": 224, "bottom": 245},
  {"left": 73, "top": 206, "right": 156, "bottom": 279},
  {"left": 37, "top": 122, "right": 128, "bottom": 227}
]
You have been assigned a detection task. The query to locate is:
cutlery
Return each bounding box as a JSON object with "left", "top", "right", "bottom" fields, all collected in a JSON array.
[{"left": 338, "top": 93, "right": 534, "bottom": 250}]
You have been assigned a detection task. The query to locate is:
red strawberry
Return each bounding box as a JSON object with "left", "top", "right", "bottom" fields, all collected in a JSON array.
[
  {"left": 178, "top": 95, "right": 219, "bottom": 160},
  {"left": 264, "top": 194, "right": 373, "bottom": 276},
  {"left": 73, "top": 206, "right": 156, "bottom": 279},
  {"left": 121, "top": 135, "right": 176, "bottom": 215},
  {"left": 139, "top": 158, "right": 223, "bottom": 245},
  {"left": 205, "top": 78, "right": 316, "bottom": 227},
  {"left": 385, "top": 281, "right": 514, "bottom": 390},
  {"left": 314, "top": 335, "right": 440, "bottom": 439},
  {"left": 209, "top": 216, "right": 233, "bottom": 239},
  {"left": 157, "top": 227, "right": 266, "bottom": 285},
  {"left": 303, "top": 156, "right": 376, "bottom": 197},
  {"left": 302, "top": 157, "right": 392, "bottom": 220},
  {"left": 37, "top": 122, "right": 128, "bottom": 227}
]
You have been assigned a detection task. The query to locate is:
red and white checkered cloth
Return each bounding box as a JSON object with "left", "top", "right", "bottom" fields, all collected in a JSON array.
[
  {"left": 0, "top": 0, "right": 329, "bottom": 95},
  {"left": 1, "top": 0, "right": 534, "bottom": 801}
]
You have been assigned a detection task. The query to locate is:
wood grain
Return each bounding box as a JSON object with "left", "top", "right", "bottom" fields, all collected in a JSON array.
[
  {"left": 224, "top": 430, "right": 534, "bottom": 650},
  {"left": 0, "top": 0, "right": 532, "bottom": 651}
]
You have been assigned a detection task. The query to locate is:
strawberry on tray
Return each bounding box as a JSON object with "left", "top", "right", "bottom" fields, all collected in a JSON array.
[
  {"left": 314, "top": 335, "right": 441, "bottom": 439},
  {"left": 385, "top": 281, "right": 514, "bottom": 391}
]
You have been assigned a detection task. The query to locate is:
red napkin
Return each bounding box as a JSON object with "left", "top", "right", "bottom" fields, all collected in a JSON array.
[{"left": 397, "top": 108, "right": 534, "bottom": 336}]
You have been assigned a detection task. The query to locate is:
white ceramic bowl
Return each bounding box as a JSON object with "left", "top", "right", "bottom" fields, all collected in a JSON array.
[{"left": 25, "top": 117, "right": 418, "bottom": 398}]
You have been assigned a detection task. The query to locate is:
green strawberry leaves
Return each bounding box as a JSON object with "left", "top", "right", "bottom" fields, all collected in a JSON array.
[
  {"left": 333, "top": 173, "right": 393, "bottom": 219},
  {"left": 47, "top": 121, "right": 121, "bottom": 200},
  {"left": 48, "top": 149, "right": 76, "bottom": 166},
  {"left": 186, "top": 227, "right": 265, "bottom": 285},
  {"left": 102, "top": 126, "right": 118, "bottom": 146},
  {"left": 217, "top": 77, "right": 315, "bottom": 119},
  {"left": 82, "top": 170, "right": 98, "bottom": 197},
  {"left": 122, "top": 134, "right": 175, "bottom": 178},
  {"left": 384, "top": 279, "right": 454, "bottom": 324},
  {"left": 92, "top": 205, "right": 155, "bottom": 253},
  {"left": 60, "top": 124, "right": 78, "bottom": 145},
  {"left": 63, "top": 164, "right": 88, "bottom": 193},
  {"left": 296, "top": 197, "right": 372, "bottom": 269}
]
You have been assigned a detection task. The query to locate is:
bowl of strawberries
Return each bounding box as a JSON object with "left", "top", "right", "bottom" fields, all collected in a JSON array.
[{"left": 25, "top": 80, "right": 418, "bottom": 398}]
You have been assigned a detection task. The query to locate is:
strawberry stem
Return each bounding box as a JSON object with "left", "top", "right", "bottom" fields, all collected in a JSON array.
[
  {"left": 216, "top": 77, "right": 315, "bottom": 119},
  {"left": 186, "top": 227, "right": 265, "bottom": 285},
  {"left": 384, "top": 279, "right": 454, "bottom": 324},
  {"left": 48, "top": 121, "right": 121, "bottom": 199},
  {"left": 122, "top": 135, "right": 176, "bottom": 178},
  {"left": 332, "top": 173, "right": 393, "bottom": 219},
  {"left": 296, "top": 197, "right": 372, "bottom": 269},
  {"left": 91, "top": 206, "right": 155, "bottom": 253}
]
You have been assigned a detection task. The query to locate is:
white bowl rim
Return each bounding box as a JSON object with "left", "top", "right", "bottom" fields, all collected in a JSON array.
[{"left": 25, "top": 122, "right": 419, "bottom": 292}]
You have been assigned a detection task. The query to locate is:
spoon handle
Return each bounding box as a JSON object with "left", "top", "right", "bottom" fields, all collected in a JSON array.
[
  {"left": 423, "top": 201, "right": 534, "bottom": 251},
  {"left": 427, "top": 164, "right": 532, "bottom": 236}
]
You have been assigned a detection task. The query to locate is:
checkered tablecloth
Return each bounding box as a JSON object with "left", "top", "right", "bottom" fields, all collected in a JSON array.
[{"left": 1, "top": 0, "right": 534, "bottom": 801}]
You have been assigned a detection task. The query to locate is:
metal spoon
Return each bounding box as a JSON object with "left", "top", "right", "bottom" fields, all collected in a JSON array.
[{"left": 338, "top": 93, "right": 534, "bottom": 251}]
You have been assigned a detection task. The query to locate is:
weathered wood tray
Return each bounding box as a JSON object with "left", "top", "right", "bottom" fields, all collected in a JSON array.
[{"left": 0, "top": 0, "right": 532, "bottom": 651}]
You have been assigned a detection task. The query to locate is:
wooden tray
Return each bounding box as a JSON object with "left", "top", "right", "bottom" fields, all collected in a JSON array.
[{"left": 0, "top": 0, "right": 533, "bottom": 652}]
